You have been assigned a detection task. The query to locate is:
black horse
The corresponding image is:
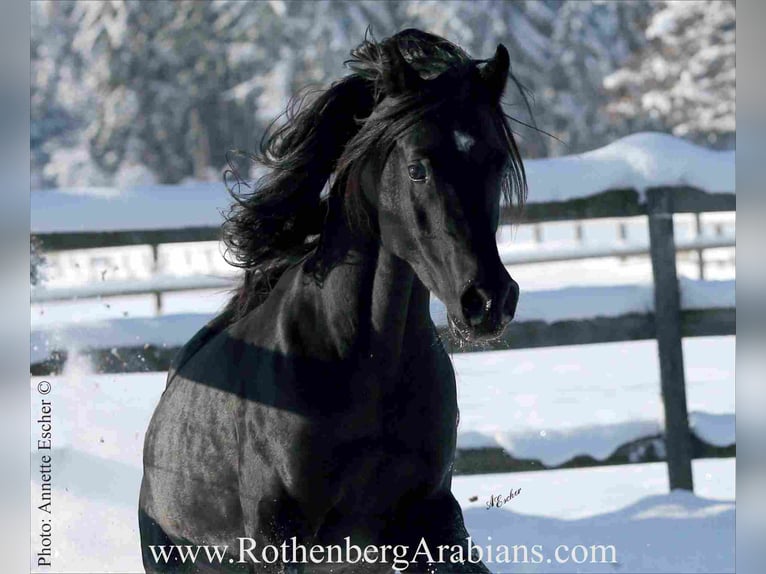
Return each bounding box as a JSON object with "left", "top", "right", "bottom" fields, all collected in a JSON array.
[{"left": 139, "top": 29, "right": 526, "bottom": 573}]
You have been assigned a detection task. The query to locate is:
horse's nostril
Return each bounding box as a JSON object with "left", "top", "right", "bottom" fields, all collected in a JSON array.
[
  {"left": 460, "top": 285, "right": 490, "bottom": 327},
  {"left": 501, "top": 279, "right": 519, "bottom": 322}
]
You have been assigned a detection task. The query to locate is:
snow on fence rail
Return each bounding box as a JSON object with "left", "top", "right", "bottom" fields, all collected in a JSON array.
[
  {"left": 32, "top": 132, "right": 735, "bottom": 244},
  {"left": 31, "top": 133, "right": 735, "bottom": 491}
]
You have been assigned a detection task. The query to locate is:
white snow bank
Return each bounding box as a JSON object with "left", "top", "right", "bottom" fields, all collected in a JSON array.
[
  {"left": 452, "top": 460, "right": 735, "bottom": 520},
  {"left": 458, "top": 414, "right": 733, "bottom": 467},
  {"left": 524, "top": 132, "right": 735, "bottom": 202},
  {"left": 680, "top": 277, "right": 736, "bottom": 309},
  {"left": 479, "top": 420, "right": 663, "bottom": 466},
  {"left": 30, "top": 279, "right": 734, "bottom": 364},
  {"left": 459, "top": 479, "right": 734, "bottom": 573},
  {"left": 689, "top": 412, "right": 736, "bottom": 447},
  {"left": 31, "top": 133, "right": 734, "bottom": 235},
  {"left": 450, "top": 336, "right": 734, "bottom": 465}
]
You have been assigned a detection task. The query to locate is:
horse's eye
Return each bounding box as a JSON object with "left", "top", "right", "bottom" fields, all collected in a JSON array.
[{"left": 407, "top": 161, "right": 428, "bottom": 182}]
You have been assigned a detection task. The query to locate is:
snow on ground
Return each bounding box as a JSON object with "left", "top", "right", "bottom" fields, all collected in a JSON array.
[
  {"left": 29, "top": 410, "right": 735, "bottom": 574},
  {"left": 452, "top": 460, "right": 734, "bottom": 520},
  {"left": 31, "top": 313, "right": 214, "bottom": 364},
  {"left": 29, "top": 336, "right": 736, "bottom": 469},
  {"left": 28, "top": 333, "right": 734, "bottom": 572},
  {"left": 455, "top": 463, "right": 734, "bottom": 573},
  {"left": 31, "top": 454, "right": 736, "bottom": 573},
  {"left": 29, "top": 336, "right": 735, "bottom": 468},
  {"left": 453, "top": 336, "right": 735, "bottom": 464}
]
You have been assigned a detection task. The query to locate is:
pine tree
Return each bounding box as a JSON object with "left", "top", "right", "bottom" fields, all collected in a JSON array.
[
  {"left": 70, "top": 1, "right": 249, "bottom": 183},
  {"left": 603, "top": 0, "right": 735, "bottom": 149},
  {"left": 33, "top": 0, "right": 735, "bottom": 187},
  {"left": 543, "top": 0, "right": 657, "bottom": 156},
  {"left": 31, "top": 1, "right": 92, "bottom": 188}
]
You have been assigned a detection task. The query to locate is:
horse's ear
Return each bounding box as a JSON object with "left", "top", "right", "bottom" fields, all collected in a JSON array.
[
  {"left": 382, "top": 44, "right": 423, "bottom": 96},
  {"left": 480, "top": 44, "right": 510, "bottom": 101}
]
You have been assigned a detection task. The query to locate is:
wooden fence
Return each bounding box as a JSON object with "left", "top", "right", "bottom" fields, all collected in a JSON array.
[{"left": 32, "top": 184, "right": 735, "bottom": 491}]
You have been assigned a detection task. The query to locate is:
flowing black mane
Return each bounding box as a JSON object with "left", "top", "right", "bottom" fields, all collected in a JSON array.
[{"left": 222, "top": 29, "right": 528, "bottom": 320}]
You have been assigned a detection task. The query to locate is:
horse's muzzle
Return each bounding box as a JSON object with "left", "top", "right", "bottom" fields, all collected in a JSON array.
[{"left": 457, "top": 276, "right": 519, "bottom": 340}]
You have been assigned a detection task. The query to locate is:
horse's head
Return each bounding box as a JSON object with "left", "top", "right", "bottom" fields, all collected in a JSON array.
[
  {"left": 223, "top": 29, "right": 526, "bottom": 334},
  {"left": 356, "top": 37, "right": 525, "bottom": 342}
]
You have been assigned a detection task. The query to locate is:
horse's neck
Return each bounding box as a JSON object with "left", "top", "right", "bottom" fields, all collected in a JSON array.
[
  {"left": 368, "top": 248, "right": 416, "bottom": 372},
  {"left": 320, "top": 244, "right": 430, "bottom": 373}
]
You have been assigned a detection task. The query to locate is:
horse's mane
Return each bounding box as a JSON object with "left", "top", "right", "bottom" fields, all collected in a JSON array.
[{"left": 222, "top": 29, "right": 528, "bottom": 320}]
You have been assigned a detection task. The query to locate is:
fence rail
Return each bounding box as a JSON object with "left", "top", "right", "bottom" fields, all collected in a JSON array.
[{"left": 30, "top": 233, "right": 735, "bottom": 305}]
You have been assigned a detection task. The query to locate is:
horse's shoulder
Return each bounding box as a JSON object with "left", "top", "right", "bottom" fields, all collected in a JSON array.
[{"left": 166, "top": 310, "right": 233, "bottom": 388}]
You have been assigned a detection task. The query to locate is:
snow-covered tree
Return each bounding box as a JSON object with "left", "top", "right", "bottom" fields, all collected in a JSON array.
[
  {"left": 31, "top": 0, "right": 736, "bottom": 188},
  {"left": 31, "top": 1, "right": 93, "bottom": 188},
  {"left": 218, "top": 0, "right": 408, "bottom": 118},
  {"left": 69, "top": 1, "right": 234, "bottom": 183},
  {"left": 543, "top": 0, "right": 657, "bottom": 156},
  {"left": 61, "top": 1, "right": 408, "bottom": 184},
  {"left": 603, "top": 0, "right": 735, "bottom": 149}
]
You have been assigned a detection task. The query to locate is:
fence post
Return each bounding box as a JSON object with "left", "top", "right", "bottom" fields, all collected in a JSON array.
[
  {"left": 617, "top": 221, "right": 628, "bottom": 262},
  {"left": 647, "top": 188, "right": 694, "bottom": 492},
  {"left": 694, "top": 212, "right": 705, "bottom": 280},
  {"left": 150, "top": 243, "right": 162, "bottom": 315}
]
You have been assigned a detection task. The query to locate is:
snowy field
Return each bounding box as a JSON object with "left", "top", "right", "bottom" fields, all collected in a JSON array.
[
  {"left": 29, "top": 410, "right": 734, "bottom": 574},
  {"left": 30, "top": 448, "right": 735, "bottom": 573},
  {"left": 452, "top": 336, "right": 734, "bottom": 465},
  {"left": 454, "top": 462, "right": 734, "bottom": 573},
  {"left": 30, "top": 335, "right": 734, "bottom": 572}
]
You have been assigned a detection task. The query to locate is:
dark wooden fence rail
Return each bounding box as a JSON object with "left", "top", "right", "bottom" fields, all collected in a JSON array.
[{"left": 33, "top": 185, "right": 735, "bottom": 491}]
